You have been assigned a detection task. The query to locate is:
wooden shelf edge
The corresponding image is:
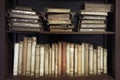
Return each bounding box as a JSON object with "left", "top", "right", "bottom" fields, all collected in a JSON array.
[
  {"left": 7, "top": 74, "right": 114, "bottom": 80},
  {"left": 6, "top": 30, "right": 115, "bottom": 35}
]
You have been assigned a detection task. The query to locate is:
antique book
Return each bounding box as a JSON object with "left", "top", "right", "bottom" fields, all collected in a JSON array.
[
  {"left": 51, "top": 44, "right": 55, "bottom": 76},
  {"left": 22, "top": 37, "right": 28, "bottom": 76},
  {"left": 15, "top": 6, "right": 33, "bottom": 11},
  {"left": 80, "top": 15, "right": 106, "bottom": 20},
  {"left": 13, "top": 43, "right": 19, "bottom": 76},
  {"left": 30, "top": 37, "right": 37, "bottom": 76},
  {"left": 9, "top": 12, "right": 40, "bottom": 19},
  {"left": 26, "top": 38, "right": 32, "bottom": 76},
  {"left": 48, "top": 47, "right": 52, "bottom": 76},
  {"left": 74, "top": 44, "right": 78, "bottom": 76},
  {"left": 46, "top": 8, "right": 70, "bottom": 13},
  {"left": 80, "top": 29, "right": 105, "bottom": 32},
  {"left": 93, "top": 49, "right": 97, "bottom": 75},
  {"left": 80, "top": 23, "right": 106, "bottom": 28},
  {"left": 80, "top": 20, "right": 105, "bottom": 24},
  {"left": 50, "top": 29, "right": 72, "bottom": 32},
  {"left": 100, "top": 47, "right": 104, "bottom": 73},
  {"left": 18, "top": 41, "right": 23, "bottom": 75},
  {"left": 80, "top": 10, "right": 108, "bottom": 16},
  {"left": 66, "top": 43, "right": 70, "bottom": 76},
  {"left": 50, "top": 25, "right": 74, "bottom": 29},
  {"left": 35, "top": 45, "right": 40, "bottom": 77},
  {"left": 48, "top": 20, "right": 71, "bottom": 25},
  {"left": 81, "top": 43, "right": 85, "bottom": 76},
  {"left": 103, "top": 48, "right": 107, "bottom": 74}
]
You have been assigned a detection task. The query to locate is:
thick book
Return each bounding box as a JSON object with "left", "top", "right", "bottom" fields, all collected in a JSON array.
[
  {"left": 80, "top": 15, "right": 106, "bottom": 20},
  {"left": 80, "top": 20, "right": 105, "bottom": 24},
  {"left": 48, "top": 20, "right": 72, "bottom": 25},
  {"left": 50, "top": 25, "right": 74, "bottom": 29},
  {"left": 46, "top": 8, "right": 70, "bottom": 13}
]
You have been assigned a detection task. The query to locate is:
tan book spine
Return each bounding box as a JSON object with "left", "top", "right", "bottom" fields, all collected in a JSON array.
[
  {"left": 48, "top": 47, "right": 52, "bottom": 76},
  {"left": 74, "top": 44, "right": 78, "bottom": 76},
  {"left": 31, "top": 37, "right": 37, "bottom": 76},
  {"left": 18, "top": 41, "right": 23, "bottom": 75},
  {"left": 40, "top": 45, "right": 45, "bottom": 76},
  {"left": 26, "top": 38, "right": 32, "bottom": 76},
  {"left": 51, "top": 43, "right": 55, "bottom": 76},
  {"left": 22, "top": 37, "right": 28, "bottom": 76},
  {"left": 58, "top": 42, "right": 62, "bottom": 76},
  {"left": 103, "top": 48, "right": 107, "bottom": 74},
  {"left": 97, "top": 46, "right": 101, "bottom": 75},
  {"left": 77, "top": 44, "right": 82, "bottom": 76},
  {"left": 93, "top": 49, "right": 97, "bottom": 75},
  {"left": 46, "top": 8, "right": 70, "bottom": 13},
  {"left": 35, "top": 45, "right": 40, "bottom": 77},
  {"left": 100, "top": 47, "right": 104, "bottom": 73},
  {"left": 89, "top": 44, "right": 94, "bottom": 75},
  {"left": 13, "top": 43, "right": 19, "bottom": 76},
  {"left": 66, "top": 43, "right": 70, "bottom": 76},
  {"left": 55, "top": 43, "right": 58, "bottom": 77},
  {"left": 81, "top": 43, "right": 85, "bottom": 76}
]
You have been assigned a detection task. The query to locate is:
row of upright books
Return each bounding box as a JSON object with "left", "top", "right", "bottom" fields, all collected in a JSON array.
[
  {"left": 13, "top": 36, "right": 107, "bottom": 77},
  {"left": 7, "top": 3, "right": 112, "bottom": 32}
]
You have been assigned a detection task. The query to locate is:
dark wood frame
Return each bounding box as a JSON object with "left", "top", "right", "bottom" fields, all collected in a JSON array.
[{"left": 0, "top": 0, "right": 120, "bottom": 80}]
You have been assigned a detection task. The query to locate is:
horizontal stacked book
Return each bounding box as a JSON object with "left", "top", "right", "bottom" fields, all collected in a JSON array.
[
  {"left": 7, "top": 7, "right": 44, "bottom": 31},
  {"left": 13, "top": 36, "right": 108, "bottom": 77},
  {"left": 78, "top": 3, "right": 112, "bottom": 32},
  {"left": 45, "top": 8, "right": 74, "bottom": 32}
]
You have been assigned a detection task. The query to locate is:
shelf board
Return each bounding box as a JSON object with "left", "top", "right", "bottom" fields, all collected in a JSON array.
[
  {"left": 7, "top": 74, "right": 113, "bottom": 80},
  {"left": 6, "top": 30, "right": 115, "bottom": 35}
]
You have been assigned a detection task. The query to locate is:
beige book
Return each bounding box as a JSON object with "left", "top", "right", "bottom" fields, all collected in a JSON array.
[
  {"left": 51, "top": 44, "right": 55, "bottom": 76},
  {"left": 58, "top": 42, "right": 62, "bottom": 76},
  {"left": 77, "top": 44, "right": 82, "bottom": 76},
  {"left": 48, "top": 20, "right": 71, "bottom": 25},
  {"left": 103, "top": 48, "right": 107, "bottom": 74},
  {"left": 48, "top": 47, "right": 52, "bottom": 76},
  {"left": 89, "top": 44, "right": 94, "bottom": 75},
  {"left": 81, "top": 15, "right": 106, "bottom": 20},
  {"left": 50, "top": 29, "right": 72, "bottom": 32},
  {"left": 97, "top": 46, "right": 101, "bottom": 75},
  {"left": 31, "top": 37, "right": 37, "bottom": 76},
  {"left": 100, "top": 47, "right": 104, "bottom": 73},
  {"left": 74, "top": 44, "right": 78, "bottom": 76},
  {"left": 39, "top": 45, "right": 45, "bottom": 76},
  {"left": 22, "top": 37, "right": 28, "bottom": 76},
  {"left": 46, "top": 8, "right": 70, "bottom": 13},
  {"left": 81, "top": 43, "right": 85, "bottom": 76},
  {"left": 66, "top": 43, "right": 70, "bottom": 76},
  {"left": 18, "top": 41, "right": 23, "bottom": 75},
  {"left": 84, "top": 43, "right": 89, "bottom": 76},
  {"left": 93, "top": 49, "right": 97, "bottom": 75},
  {"left": 44, "top": 44, "right": 49, "bottom": 76},
  {"left": 80, "top": 29, "right": 105, "bottom": 32},
  {"left": 35, "top": 45, "right": 40, "bottom": 77},
  {"left": 13, "top": 43, "right": 19, "bottom": 76},
  {"left": 69, "top": 43, "right": 74, "bottom": 76},
  {"left": 26, "top": 38, "right": 32, "bottom": 76},
  {"left": 81, "top": 20, "right": 105, "bottom": 24},
  {"left": 81, "top": 24, "right": 106, "bottom": 28}
]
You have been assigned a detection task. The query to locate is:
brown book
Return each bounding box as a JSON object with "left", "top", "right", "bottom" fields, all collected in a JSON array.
[{"left": 22, "top": 37, "right": 28, "bottom": 76}]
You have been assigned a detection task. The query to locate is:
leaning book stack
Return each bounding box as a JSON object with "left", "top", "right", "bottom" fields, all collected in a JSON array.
[
  {"left": 7, "top": 7, "right": 44, "bottom": 32},
  {"left": 78, "top": 3, "right": 112, "bottom": 32},
  {"left": 45, "top": 8, "right": 74, "bottom": 32}
]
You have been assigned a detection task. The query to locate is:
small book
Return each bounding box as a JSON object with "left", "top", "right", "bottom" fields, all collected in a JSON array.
[{"left": 46, "top": 8, "right": 70, "bottom": 13}]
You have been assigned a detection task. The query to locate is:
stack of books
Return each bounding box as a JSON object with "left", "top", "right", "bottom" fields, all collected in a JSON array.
[
  {"left": 78, "top": 3, "right": 112, "bottom": 32},
  {"left": 7, "top": 7, "right": 44, "bottom": 31},
  {"left": 13, "top": 36, "right": 108, "bottom": 77},
  {"left": 45, "top": 8, "right": 74, "bottom": 32}
]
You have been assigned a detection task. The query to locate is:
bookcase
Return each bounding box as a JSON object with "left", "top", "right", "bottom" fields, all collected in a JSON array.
[{"left": 0, "top": 0, "right": 120, "bottom": 80}]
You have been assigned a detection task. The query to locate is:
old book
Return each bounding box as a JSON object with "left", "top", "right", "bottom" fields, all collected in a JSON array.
[
  {"left": 81, "top": 43, "right": 85, "bottom": 76},
  {"left": 103, "top": 48, "right": 107, "bottom": 74},
  {"left": 84, "top": 3, "right": 112, "bottom": 12},
  {"left": 80, "top": 23, "right": 106, "bottom": 28},
  {"left": 9, "top": 18, "right": 39, "bottom": 23},
  {"left": 93, "top": 49, "right": 97, "bottom": 75},
  {"left": 51, "top": 44, "right": 55, "bottom": 76},
  {"left": 80, "top": 10, "right": 108, "bottom": 16},
  {"left": 48, "top": 20, "right": 71, "bottom": 25},
  {"left": 100, "top": 47, "right": 104, "bottom": 73},
  {"left": 10, "top": 9, "right": 37, "bottom": 15},
  {"left": 18, "top": 41, "right": 23, "bottom": 75},
  {"left": 9, "top": 22, "right": 43, "bottom": 28},
  {"left": 50, "top": 25, "right": 74, "bottom": 29},
  {"left": 30, "top": 37, "right": 37, "bottom": 76},
  {"left": 9, "top": 12, "right": 40, "bottom": 19},
  {"left": 26, "top": 38, "right": 32, "bottom": 76},
  {"left": 80, "top": 15, "right": 106, "bottom": 20},
  {"left": 47, "top": 14, "right": 70, "bottom": 21},
  {"left": 22, "top": 37, "right": 28, "bottom": 76},
  {"left": 77, "top": 44, "right": 82, "bottom": 76},
  {"left": 89, "top": 44, "right": 94, "bottom": 75},
  {"left": 39, "top": 45, "right": 45, "bottom": 76},
  {"left": 35, "top": 45, "right": 40, "bottom": 77},
  {"left": 74, "top": 44, "right": 78, "bottom": 77},
  {"left": 46, "top": 8, "right": 70, "bottom": 13},
  {"left": 48, "top": 47, "right": 52, "bottom": 76},
  {"left": 9, "top": 26, "right": 44, "bottom": 32},
  {"left": 66, "top": 43, "right": 70, "bottom": 76},
  {"left": 80, "top": 20, "right": 105, "bottom": 24},
  {"left": 58, "top": 42, "right": 62, "bottom": 76},
  {"left": 13, "top": 43, "right": 19, "bottom": 76},
  {"left": 15, "top": 6, "right": 33, "bottom": 11},
  {"left": 80, "top": 29, "right": 105, "bottom": 32},
  {"left": 50, "top": 29, "right": 72, "bottom": 32},
  {"left": 84, "top": 43, "right": 89, "bottom": 76}
]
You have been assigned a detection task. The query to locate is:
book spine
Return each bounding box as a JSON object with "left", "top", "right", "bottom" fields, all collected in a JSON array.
[
  {"left": 74, "top": 44, "right": 78, "bottom": 76},
  {"left": 66, "top": 43, "right": 70, "bottom": 76},
  {"left": 81, "top": 43, "right": 85, "bottom": 76},
  {"left": 51, "top": 44, "right": 55, "bottom": 76},
  {"left": 103, "top": 49, "right": 107, "bottom": 74}
]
